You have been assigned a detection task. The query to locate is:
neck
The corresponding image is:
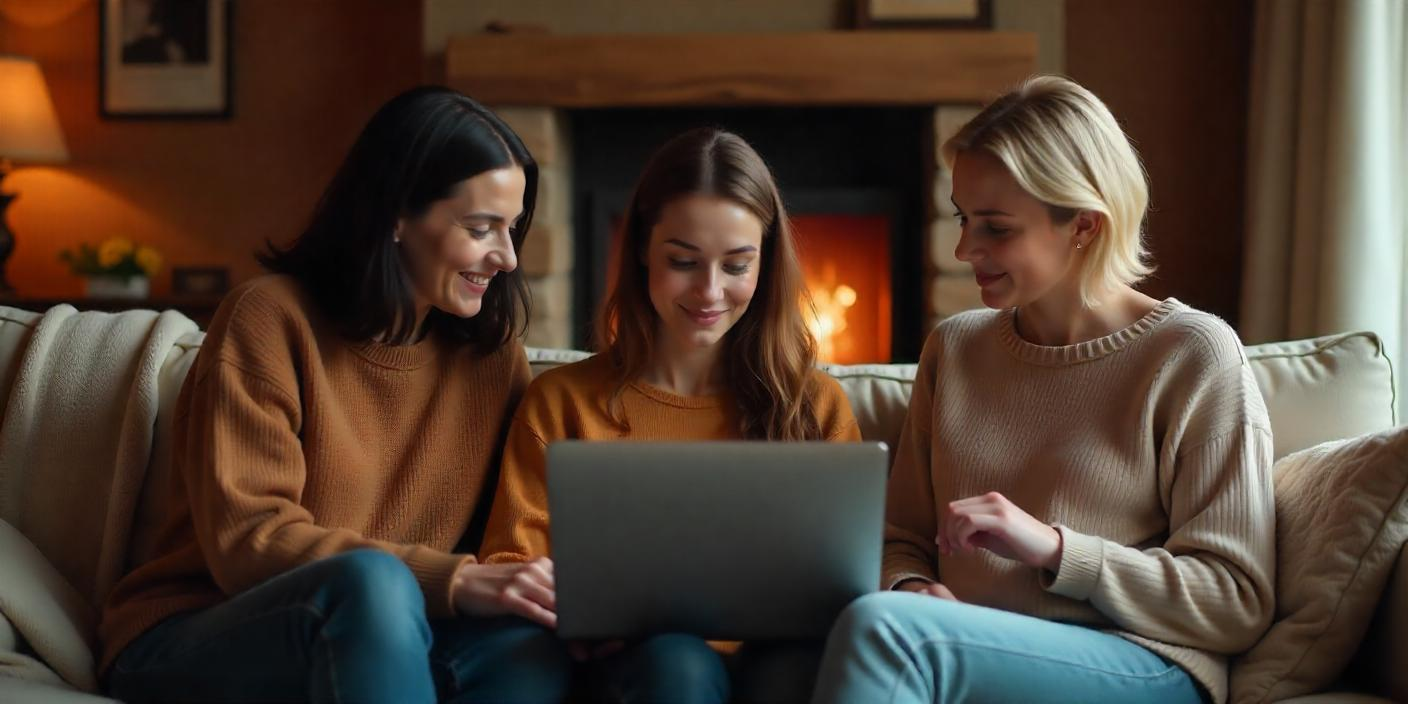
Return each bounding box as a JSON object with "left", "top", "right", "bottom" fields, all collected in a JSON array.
[
  {"left": 375, "top": 302, "right": 431, "bottom": 345},
  {"left": 1016, "top": 284, "right": 1161, "bottom": 346},
  {"left": 641, "top": 330, "right": 726, "bottom": 396}
]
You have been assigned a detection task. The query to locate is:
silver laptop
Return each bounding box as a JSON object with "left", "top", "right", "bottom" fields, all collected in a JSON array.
[{"left": 546, "top": 441, "right": 887, "bottom": 641}]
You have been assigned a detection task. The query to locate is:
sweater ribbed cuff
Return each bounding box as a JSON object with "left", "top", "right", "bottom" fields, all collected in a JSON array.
[
  {"left": 1044, "top": 525, "right": 1104, "bottom": 601},
  {"left": 404, "top": 551, "right": 476, "bottom": 619},
  {"left": 886, "top": 573, "right": 938, "bottom": 591}
]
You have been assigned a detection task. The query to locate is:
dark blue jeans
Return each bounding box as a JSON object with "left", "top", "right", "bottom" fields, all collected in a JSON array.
[
  {"left": 106, "top": 550, "right": 574, "bottom": 703},
  {"left": 584, "top": 633, "right": 730, "bottom": 704}
]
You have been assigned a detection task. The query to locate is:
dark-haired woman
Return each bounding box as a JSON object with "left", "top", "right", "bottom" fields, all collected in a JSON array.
[{"left": 100, "top": 86, "right": 573, "bottom": 703}]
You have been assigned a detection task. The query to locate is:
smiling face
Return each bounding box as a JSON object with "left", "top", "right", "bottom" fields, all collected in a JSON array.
[
  {"left": 644, "top": 193, "right": 765, "bottom": 351},
  {"left": 950, "top": 149, "right": 1092, "bottom": 310},
  {"left": 395, "top": 166, "right": 525, "bottom": 320}
]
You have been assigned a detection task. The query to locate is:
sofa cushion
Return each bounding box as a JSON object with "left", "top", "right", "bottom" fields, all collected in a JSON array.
[
  {"left": 0, "top": 307, "right": 42, "bottom": 419},
  {"left": 1244, "top": 332, "right": 1397, "bottom": 460},
  {"left": 1230, "top": 426, "right": 1408, "bottom": 704},
  {"left": 817, "top": 362, "right": 917, "bottom": 451}
]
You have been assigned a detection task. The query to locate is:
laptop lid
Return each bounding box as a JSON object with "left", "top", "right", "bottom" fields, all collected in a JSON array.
[{"left": 547, "top": 441, "right": 886, "bottom": 640}]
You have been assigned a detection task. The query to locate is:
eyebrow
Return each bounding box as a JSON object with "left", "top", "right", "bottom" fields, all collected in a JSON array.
[
  {"left": 950, "top": 199, "right": 1012, "bottom": 217},
  {"left": 461, "top": 212, "right": 524, "bottom": 224},
  {"left": 664, "top": 238, "right": 757, "bottom": 255}
]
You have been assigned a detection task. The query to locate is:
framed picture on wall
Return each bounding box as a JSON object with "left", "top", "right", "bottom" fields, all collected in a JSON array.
[
  {"left": 854, "top": 0, "right": 993, "bottom": 29},
  {"left": 99, "top": 0, "right": 233, "bottom": 119}
]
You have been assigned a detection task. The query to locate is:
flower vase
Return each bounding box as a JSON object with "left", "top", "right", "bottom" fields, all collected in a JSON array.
[{"left": 85, "top": 275, "right": 149, "bottom": 300}]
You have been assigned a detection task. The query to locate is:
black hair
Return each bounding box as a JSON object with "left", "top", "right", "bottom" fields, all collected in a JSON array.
[{"left": 259, "top": 86, "right": 536, "bottom": 352}]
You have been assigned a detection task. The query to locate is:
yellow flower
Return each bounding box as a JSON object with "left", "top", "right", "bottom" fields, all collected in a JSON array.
[
  {"left": 135, "top": 246, "right": 163, "bottom": 277},
  {"left": 98, "top": 238, "right": 134, "bottom": 268}
]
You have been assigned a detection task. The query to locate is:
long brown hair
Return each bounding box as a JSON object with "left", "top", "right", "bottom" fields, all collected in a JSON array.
[{"left": 595, "top": 127, "right": 823, "bottom": 440}]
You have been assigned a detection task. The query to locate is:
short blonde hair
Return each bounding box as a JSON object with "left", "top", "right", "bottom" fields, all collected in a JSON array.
[{"left": 943, "top": 75, "right": 1153, "bottom": 307}]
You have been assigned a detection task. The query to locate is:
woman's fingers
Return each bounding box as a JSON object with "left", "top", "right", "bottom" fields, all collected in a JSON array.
[
  {"left": 510, "top": 570, "right": 557, "bottom": 610},
  {"left": 503, "top": 591, "right": 558, "bottom": 629},
  {"left": 958, "top": 512, "right": 1009, "bottom": 550}
]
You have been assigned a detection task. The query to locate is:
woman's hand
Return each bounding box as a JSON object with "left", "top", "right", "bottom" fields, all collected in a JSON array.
[
  {"left": 937, "top": 492, "right": 1063, "bottom": 572},
  {"left": 452, "top": 557, "right": 558, "bottom": 628},
  {"left": 895, "top": 579, "right": 961, "bottom": 601}
]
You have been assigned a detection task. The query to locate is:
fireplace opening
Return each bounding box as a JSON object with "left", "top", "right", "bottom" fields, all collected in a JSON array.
[{"left": 573, "top": 107, "right": 926, "bottom": 363}]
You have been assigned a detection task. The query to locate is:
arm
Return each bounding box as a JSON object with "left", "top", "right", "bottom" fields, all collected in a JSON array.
[
  {"left": 477, "top": 411, "right": 553, "bottom": 564},
  {"left": 1044, "top": 355, "right": 1277, "bottom": 653},
  {"left": 180, "top": 360, "right": 472, "bottom": 617},
  {"left": 881, "top": 332, "right": 943, "bottom": 589}
]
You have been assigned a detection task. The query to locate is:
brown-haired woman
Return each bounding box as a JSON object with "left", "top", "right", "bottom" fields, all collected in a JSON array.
[{"left": 478, "top": 127, "right": 861, "bottom": 702}]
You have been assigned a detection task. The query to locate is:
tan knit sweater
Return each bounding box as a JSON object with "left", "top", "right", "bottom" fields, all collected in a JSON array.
[
  {"left": 99, "top": 275, "right": 530, "bottom": 671},
  {"left": 883, "top": 299, "right": 1275, "bottom": 704}
]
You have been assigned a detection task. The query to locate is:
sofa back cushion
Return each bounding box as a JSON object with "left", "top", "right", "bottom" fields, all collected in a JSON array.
[
  {"left": 528, "top": 331, "right": 1396, "bottom": 460},
  {"left": 1245, "top": 332, "right": 1397, "bottom": 459}
]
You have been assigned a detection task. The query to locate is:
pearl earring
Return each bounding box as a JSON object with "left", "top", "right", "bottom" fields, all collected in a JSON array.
[{"left": 1075, "top": 242, "right": 1083, "bottom": 250}]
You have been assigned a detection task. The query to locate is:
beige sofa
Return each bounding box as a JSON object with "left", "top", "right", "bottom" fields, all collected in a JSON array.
[{"left": 0, "top": 304, "right": 1403, "bottom": 703}]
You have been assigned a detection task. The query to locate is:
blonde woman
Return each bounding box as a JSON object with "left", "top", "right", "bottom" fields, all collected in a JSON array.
[{"left": 812, "top": 76, "right": 1274, "bottom": 704}]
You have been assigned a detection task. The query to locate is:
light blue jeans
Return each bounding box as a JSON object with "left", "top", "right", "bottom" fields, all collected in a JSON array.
[{"left": 812, "top": 592, "right": 1206, "bottom": 704}]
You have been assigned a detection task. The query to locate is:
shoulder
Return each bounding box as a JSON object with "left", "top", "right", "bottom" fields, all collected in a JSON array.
[
  {"left": 511, "top": 354, "right": 614, "bottom": 441},
  {"left": 807, "top": 367, "right": 850, "bottom": 407},
  {"left": 521, "top": 353, "right": 612, "bottom": 409},
  {"left": 934, "top": 307, "right": 1001, "bottom": 340},
  {"left": 196, "top": 275, "right": 319, "bottom": 384},
  {"left": 917, "top": 306, "right": 1002, "bottom": 370},
  {"left": 1146, "top": 302, "right": 1247, "bottom": 372},
  {"left": 208, "top": 275, "right": 318, "bottom": 343},
  {"left": 807, "top": 368, "right": 859, "bottom": 436}
]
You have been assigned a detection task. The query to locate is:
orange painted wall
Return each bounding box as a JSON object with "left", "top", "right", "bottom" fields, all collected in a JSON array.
[{"left": 0, "top": 0, "right": 422, "bottom": 297}]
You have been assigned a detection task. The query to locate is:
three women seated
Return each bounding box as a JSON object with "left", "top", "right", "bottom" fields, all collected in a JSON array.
[{"left": 101, "top": 76, "right": 1272, "bottom": 704}]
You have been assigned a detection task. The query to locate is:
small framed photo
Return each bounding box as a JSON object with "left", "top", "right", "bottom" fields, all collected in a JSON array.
[
  {"left": 855, "top": 0, "right": 993, "bottom": 29},
  {"left": 100, "top": 0, "right": 233, "bottom": 119},
  {"left": 172, "top": 266, "right": 230, "bottom": 297}
]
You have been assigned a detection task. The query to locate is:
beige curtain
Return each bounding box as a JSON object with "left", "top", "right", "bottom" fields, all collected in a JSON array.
[{"left": 1241, "top": 0, "right": 1407, "bottom": 417}]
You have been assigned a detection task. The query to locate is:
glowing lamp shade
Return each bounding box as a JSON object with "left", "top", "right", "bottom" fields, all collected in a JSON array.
[{"left": 0, "top": 55, "right": 69, "bottom": 164}]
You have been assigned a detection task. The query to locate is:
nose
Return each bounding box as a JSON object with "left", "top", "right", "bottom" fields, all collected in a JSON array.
[
  {"left": 953, "top": 226, "right": 980, "bottom": 264},
  {"left": 486, "top": 230, "right": 518, "bottom": 273},
  {"left": 694, "top": 267, "right": 723, "bottom": 304}
]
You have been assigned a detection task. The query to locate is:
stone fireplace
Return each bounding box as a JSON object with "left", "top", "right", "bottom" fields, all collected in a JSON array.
[{"left": 447, "top": 31, "right": 1036, "bottom": 360}]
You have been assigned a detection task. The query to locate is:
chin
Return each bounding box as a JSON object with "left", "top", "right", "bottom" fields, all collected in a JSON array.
[
  {"left": 440, "top": 300, "right": 482, "bottom": 320},
  {"left": 667, "top": 324, "right": 722, "bottom": 349}
]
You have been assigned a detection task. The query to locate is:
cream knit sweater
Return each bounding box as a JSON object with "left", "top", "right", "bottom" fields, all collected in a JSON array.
[{"left": 883, "top": 299, "right": 1275, "bottom": 704}]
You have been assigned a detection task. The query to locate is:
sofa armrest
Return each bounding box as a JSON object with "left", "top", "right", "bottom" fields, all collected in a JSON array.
[{"left": 1355, "top": 541, "right": 1408, "bottom": 701}]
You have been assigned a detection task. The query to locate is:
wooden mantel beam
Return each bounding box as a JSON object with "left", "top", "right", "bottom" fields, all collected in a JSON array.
[{"left": 447, "top": 31, "right": 1037, "bottom": 107}]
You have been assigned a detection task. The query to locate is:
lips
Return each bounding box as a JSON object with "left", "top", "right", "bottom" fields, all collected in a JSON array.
[
  {"left": 458, "top": 271, "right": 491, "bottom": 295},
  {"left": 681, "top": 305, "right": 726, "bottom": 326},
  {"left": 974, "top": 271, "right": 1006, "bottom": 288}
]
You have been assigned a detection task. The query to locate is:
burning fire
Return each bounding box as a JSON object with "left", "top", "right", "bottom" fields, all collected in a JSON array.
[{"left": 805, "top": 282, "right": 858, "bottom": 363}]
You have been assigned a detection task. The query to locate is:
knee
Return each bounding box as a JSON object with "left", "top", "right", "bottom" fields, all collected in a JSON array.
[
  {"left": 318, "top": 550, "right": 422, "bottom": 608},
  {"left": 829, "top": 592, "right": 906, "bottom": 642},
  {"left": 630, "top": 634, "right": 729, "bottom": 695},
  {"left": 312, "top": 550, "right": 428, "bottom": 643}
]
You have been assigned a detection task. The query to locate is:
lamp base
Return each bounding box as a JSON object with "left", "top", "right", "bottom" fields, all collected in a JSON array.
[
  {"left": 0, "top": 190, "right": 14, "bottom": 295},
  {"left": 0, "top": 160, "right": 14, "bottom": 294}
]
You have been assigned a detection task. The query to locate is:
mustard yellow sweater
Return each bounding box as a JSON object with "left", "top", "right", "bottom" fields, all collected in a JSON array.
[
  {"left": 479, "top": 352, "right": 862, "bottom": 564},
  {"left": 100, "top": 275, "right": 529, "bottom": 671}
]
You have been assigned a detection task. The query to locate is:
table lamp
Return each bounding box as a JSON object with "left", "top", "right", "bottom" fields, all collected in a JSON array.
[{"left": 0, "top": 55, "right": 69, "bottom": 294}]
